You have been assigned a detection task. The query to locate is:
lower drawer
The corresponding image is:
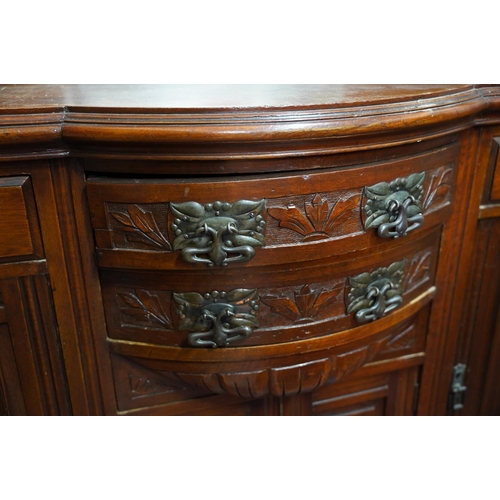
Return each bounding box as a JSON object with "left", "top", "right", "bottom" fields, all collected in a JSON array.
[{"left": 101, "top": 228, "right": 439, "bottom": 348}]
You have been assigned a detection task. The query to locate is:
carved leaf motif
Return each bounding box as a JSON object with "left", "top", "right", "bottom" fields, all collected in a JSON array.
[
  {"left": 110, "top": 205, "right": 171, "bottom": 250},
  {"left": 262, "top": 284, "right": 342, "bottom": 322},
  {"left": 268, "top": 193, "right": 360, "bottom": 241},
  {"left": 330, "top": 335, "right": 390, "bottom": 382},
  {"left": 383, "top": 325, "right": 415, "bottom": 353},
  {"left": 129, "top": 373, "right": 178, "bottom": 399},
  {"left": 313, "top": 285, "right": 344, "bottom": 312},
  {"left": 260, "top": 294, "right": 301, "bottom": 321},
  {"left": 423, "top": 167, "right": 453, "bottom": 210},
  {"left": 322, "top": 194, "right": 361, "bottom": 236},
  {"left": 267, "top": 205, "right": 314, "bottom": 236},
  {"left": 110, "top": 211, "right": 134, "bottom": 227},
  {"left": 304, "top": 195, "right": 330, "bottom": 231},
  {"left": 171, "top": 333, "right": 394, "bottom": 397},
  {"left": 294, "top": 285, "right": 318, "bottom": 318},
  {"left": 118, "top": 290, "right": 173, "bottom": 329},
  {"left": 405, "top": 251, "right": 432, "bottom": 290}
]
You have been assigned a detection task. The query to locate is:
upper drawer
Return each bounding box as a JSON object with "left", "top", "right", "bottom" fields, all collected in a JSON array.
[
  {"left": 0, "top": 176, "right": 43, "bottom": 261},
  {"left": 87, "top": 143, "right": 459, "bottom": 271}
]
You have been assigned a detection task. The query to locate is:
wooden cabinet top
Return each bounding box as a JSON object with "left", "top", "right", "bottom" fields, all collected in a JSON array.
[
  {"left": 1, "top": 84, "right": 499, "bottom": 161},
  {"left": 0, "top": 84, "right": 477, "bottom": 112}
]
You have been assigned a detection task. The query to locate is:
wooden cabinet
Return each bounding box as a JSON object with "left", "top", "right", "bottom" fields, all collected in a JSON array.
[
  {"left": 0, "top": 168, "right": 70, "bottom": 415},
  {"left": 452, "top": 126, "right": 500, "bottom": 415},
  {"left": 0, "top": 84, "right": 499, "bottom": 415}
]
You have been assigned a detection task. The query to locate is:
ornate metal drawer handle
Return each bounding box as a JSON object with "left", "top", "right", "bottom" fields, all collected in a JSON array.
[
  {"left": 353, "top": 283, "right": 403, "bottom": 324},
  {"left": 377, "top": 195, "right": 424, "bottom": 238},
  {"left": 364, "top": 173, "right": 425, "bottom": 239},
  {"left": 173, "top": 289, "right": 259, "bottom": 348},
  {"left": 347, "top": 260, "right": 405, "bottom": 324},
  {"left": 170, "top": 200, "right": 266, "bottom": 267}
]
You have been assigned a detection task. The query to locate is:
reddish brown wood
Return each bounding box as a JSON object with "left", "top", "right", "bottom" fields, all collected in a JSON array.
[
  {"left": 0, "top": 275, "right": 70, "bottom": 415},
  {"left": 0, "top": 85, "right": 498, "bottom": 415},
  {"left": 488, "top": 139, "right": 500, "bottom": 200}
]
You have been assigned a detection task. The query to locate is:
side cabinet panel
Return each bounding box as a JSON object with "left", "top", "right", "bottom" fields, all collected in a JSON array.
[{"left": 0, "top": 275, "right": 70, "bottom": 415}]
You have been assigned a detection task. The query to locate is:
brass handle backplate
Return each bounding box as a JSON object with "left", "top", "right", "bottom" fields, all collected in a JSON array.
[
  {"left": 170, "top": 200, "right": 266, "bottom": 267},
  {"left": 173, "top": 289, "right": 259, "bottom": 348},
  {"left": 347, "top": 260, "right": 405, "bottom": 324},
  {"left": 364, "top": 173, "right": 425, "bottom": 239}
]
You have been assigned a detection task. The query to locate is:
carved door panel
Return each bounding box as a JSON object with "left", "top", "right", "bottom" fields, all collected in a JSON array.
[
  {"left": 0, "top": 275, "right": 70, "bottom": 415},
  {"left": 311, "top": 367, "right": 420, "bottom": 416}
]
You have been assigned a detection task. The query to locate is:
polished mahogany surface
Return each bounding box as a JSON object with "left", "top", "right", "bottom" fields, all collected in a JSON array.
[
  {"left": 0, "top": 85, "right": 498, "bottom": 415},
  {"left": 0, "top": 84, "right": 473, "bottom": 113}
]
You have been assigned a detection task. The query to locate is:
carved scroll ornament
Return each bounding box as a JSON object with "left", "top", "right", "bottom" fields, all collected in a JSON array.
[{"left": 170, "top": 200, "right": 266, "bottom": 267}]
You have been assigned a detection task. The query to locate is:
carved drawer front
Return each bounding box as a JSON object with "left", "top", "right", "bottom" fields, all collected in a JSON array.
[
  {"left": 101, "top": 227, "right": 439, "bottom": 349},
  {"left": 107, "top": 290, "right": 432, "bottom": 408},
  {"left": 86, "top": 143, "right": 458, "bottom": 271},
  {"left": 0, "top": 176, "right": 43, "bottom": 261}
]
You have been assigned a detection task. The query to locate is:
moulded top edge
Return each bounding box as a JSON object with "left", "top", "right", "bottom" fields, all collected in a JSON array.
[{"left": 0, "top": 84, "right": 478, "bottom": 115}]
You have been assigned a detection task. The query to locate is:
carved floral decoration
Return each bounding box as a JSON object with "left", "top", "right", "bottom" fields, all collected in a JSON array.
[
  {"left": 422, "top": 166, "right": 453, "bottom": 211},
  {"left": 117, "top": 289, "right": 173, "bottom": 330},
  {"left": 267, "top": 193, "right": 361, "bottom": 242},
  {"left": 109, "top": 204, "right": 171, "bottom": 250},
  {"left": 261, "top": 284, "right": 343, "bottom": 323},
  {"left": 405, "top": 250, "right": 432, "bottom": 291}
]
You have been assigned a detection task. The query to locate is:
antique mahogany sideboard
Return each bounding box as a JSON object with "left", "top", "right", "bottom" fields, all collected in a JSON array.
[{"left": 0, "top": 84, "right": 499, "bottom": 416}]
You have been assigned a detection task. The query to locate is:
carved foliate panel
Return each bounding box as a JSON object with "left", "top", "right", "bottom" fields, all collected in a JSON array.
[
  {"left": 422, "top": 165, "right": 453, "bottom": 212},
  {"left": 266, "top": 191, "right": 362, "bottom": 243},
  {"left": 110, "top": 354, "right": 208, "bottom": 412},
  {"left": 107, "top": 203, "right": 171, "bottom": 250},
  {"left": 170, "top": 200, "right": 266, "bottom": 267},
  {"left": 167, "top": 332, "right": 394, "bottom": 398},
  {"left": 405, "top": 249, "right": 433, "bottom": 292},
  {"left": 116, "top": 288, "right": 174, "bottom": 331},
  {"left": 260, "top": 283, "right": 344, "bottom": 324},
  {"left": 381, "top": 323, "right": 416, "bottom": 353}
]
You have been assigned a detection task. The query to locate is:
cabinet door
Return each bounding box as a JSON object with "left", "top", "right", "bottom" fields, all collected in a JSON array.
[{"left": 456, "top": 218, "right": 500, "bottom": 415}]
